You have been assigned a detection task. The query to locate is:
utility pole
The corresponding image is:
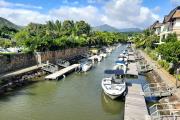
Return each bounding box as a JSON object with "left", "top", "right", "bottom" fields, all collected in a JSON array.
[{"left": 176, "top": 68, "right": 180, "bottom": 88}]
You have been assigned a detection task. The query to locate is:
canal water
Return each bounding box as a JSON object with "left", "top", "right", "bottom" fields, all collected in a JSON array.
[{"left": 0, "top": 45, "right": 148, "bottom": 120}]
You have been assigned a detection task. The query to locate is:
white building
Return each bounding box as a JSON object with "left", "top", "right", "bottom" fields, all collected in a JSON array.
[{"left": 160, "top": 6, "right": 180, "bottom": 42}]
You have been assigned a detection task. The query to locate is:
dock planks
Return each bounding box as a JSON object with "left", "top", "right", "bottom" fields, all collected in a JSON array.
[
  {"left": 124, "top": 84, "right": 150, "bottom": 120},
  {"left": 126, "top": 63, "right": 138, "bottom": 76},
  {"left": 45, "top": 64, "right": 80, "bottom": 80}
]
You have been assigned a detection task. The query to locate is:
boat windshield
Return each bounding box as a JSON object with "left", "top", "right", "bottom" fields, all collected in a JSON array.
[{"left": 111, "top": 75, "right": 124, "bottom": 84}]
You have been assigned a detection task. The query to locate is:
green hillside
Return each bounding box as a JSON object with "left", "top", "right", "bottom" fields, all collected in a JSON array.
[
  {"left": 0, "top": 17, "right": 20, "bottom": 29},
  {"left": 93, "top": 24, "right": 141, "bottom": 32}
]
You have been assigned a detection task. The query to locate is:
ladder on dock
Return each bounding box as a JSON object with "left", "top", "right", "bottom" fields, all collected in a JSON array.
[
  {"left": 41, "top": 63, "right": 58, "bottom": 73},
  {"left": 56, "top": 59, "right": 70, "bottom": 68},
  {"left": 149, "top": 102, "right": 180, "bottom": 120},
  {"left": 142, "top": 83, "right": 176, "bottom": 97}
]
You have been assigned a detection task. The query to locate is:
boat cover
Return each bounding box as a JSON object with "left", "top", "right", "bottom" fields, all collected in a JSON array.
[
  {"left": 104, "top": 69, "right": 124, "bottom": 75},
  {"left": 115, "top": 60, "right": 126, "bottom": 64}
]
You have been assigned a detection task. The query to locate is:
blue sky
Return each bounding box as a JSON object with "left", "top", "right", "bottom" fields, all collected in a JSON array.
[{"left": 0, "top": 0, "right": 179, "bottom": 28}]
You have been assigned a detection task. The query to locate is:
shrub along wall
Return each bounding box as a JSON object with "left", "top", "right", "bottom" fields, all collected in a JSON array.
[{"left": 0, "top": 47, "right": 88, "bottom": 74}]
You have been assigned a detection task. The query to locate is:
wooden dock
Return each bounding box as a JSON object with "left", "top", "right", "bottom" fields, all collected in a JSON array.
[
  {"left": 45, "top": 64, "right": 80, "bottom": 80},
  {"left": 124, "top": 84, "right": 150, "bottom": 120},
  {"left": 126, "top": 63, "right": 138, "bottom": 77}
]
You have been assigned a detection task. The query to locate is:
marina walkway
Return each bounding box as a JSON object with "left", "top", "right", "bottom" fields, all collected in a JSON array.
[
  {"left": 126, "top": 63, "right": 139, "bottom": 77},
  {"left": 124, "top": 84, "right": 150, "bottom": 120},
  {"left": 0, "top": 64, "right": 45, "bottom": 79},
  {"left": 45, "top": 64, "right": 80, "bottom": 80}
]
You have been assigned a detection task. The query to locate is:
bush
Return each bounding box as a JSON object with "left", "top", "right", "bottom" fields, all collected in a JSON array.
[
  {"left": 158, "top": 60, "right": 170, "bottom": 70},
  {"left": 146, "top": 48, "right": 158, "bottom": 61},
  {"left": 149, "top": 52, "right": 158, "bottom": 61}
]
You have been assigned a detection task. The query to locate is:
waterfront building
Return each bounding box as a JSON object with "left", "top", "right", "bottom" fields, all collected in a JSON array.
[
  {"left": 149, "top": 20, "right": 162, "bottom": 36},
  {"left": 160, "top": 6, "right": 180, "bottom": 42},
  {"left": 150, "top": 6, "right": 180, "bottom": 45}
]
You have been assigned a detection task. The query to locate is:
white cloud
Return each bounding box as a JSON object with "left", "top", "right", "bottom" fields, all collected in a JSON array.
[
  {"left": 170, "top": 0, "right": 180, "bottom": 6},
  {"left": 0, "top": 8, "right": 50, "bottom": 25},
  {"left": 0, "top": 0, "right": 10, "bottom": 7},
  {"left": 152, "top": 6, "right": 161, "bottom": 13},
  {"left": 0, "top": 0, "right": 42, "bottom": 9},
  {"left": 0, "top": 0, "right": 159, "bottom": 28},
  {"left": 101, "top": 0, "right": 159, "bottom": 28},
  {"left": 49, "top": 6, "right": 102, "bottom": 26}
]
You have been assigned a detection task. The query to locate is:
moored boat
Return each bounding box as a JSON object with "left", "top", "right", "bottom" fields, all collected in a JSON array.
[
  {"left": 99, "top": 53, "right": 107, "bottom": 58},
  {"left": 88, "top": 55, "right": 102, "bottom": 62},
  {"left": 101, "top": 69, "right": 126, "bottom": 100},
  {"left": 114, "top": 60, "right": 127, "bottom": 72},
  {"left": 81, "top": 62, "right": 93, "bottom": 72}
]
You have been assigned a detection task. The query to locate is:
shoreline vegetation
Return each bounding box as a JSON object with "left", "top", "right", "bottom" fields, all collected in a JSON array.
[
  {"left": 132, "top": 30, "right": 180, "bottom": 77},
  {"left": 1, "top": 19, "right": 129, "bottom": 53},
  {"left": 132, "top": 29, "right": 180, "bottom": 102}
]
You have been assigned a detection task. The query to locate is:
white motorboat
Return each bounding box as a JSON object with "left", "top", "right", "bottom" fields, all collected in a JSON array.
[
  {"left": 99, "top": 53, "right": 107, "bottom": 58},
  {"left": 105, "top": 48, "right": 112, "bottom": 53},
  {"left": 81, "top": 62, "right": 93, "bottom": 72},
  {"left": 88, "top": 55, "right": 102, "bottom": 62},
  {"left": 114, "top": 60, "right": 127, "bottom": 73},
  {"left": 101, "top": 69, "right": 126, "bottom": 100},
  {"left": 118, "top": 54, "right": 128, "bottom": 62}
]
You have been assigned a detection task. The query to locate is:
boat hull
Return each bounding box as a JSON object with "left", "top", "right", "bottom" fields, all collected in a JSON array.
[
  {"left": 103, "top": 90, "right": 123, "bottom": 99},
  {"left": 101, "top": 78, "right": 126, "bottom": 100},
  {"left": 82, "top": 65, "right": 92, "bottom": 72}
]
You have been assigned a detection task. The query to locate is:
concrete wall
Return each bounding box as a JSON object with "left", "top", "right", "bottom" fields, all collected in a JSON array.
[{"left": 0, "top": 47, "right": 87, "bottom": 74}]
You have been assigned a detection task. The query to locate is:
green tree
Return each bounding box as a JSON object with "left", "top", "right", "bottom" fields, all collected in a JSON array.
[
  {"left": 0, "top": 38, "right": 12, "bottom": 48},
  {"left": 61, "top": 20, "right": 74, "bottom": 36},
  {"left": 164, "top": 33, "right": 177, "bottom": 43},
  {"left": 75, "top": 21, "right": 91, "bottom": 36},
  {"left": 157, "top": 41, "right": 180, "bottom": 63}
]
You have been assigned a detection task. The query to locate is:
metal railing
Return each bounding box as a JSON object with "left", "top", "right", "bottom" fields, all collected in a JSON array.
[
  {"left": 142, "top": 83, "right": 175, "bottom": 97},
  {"left": 149, "top": 102, "right": 180, "bottom": 120}
]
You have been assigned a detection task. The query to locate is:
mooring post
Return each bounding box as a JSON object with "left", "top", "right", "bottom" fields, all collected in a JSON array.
[{"left": 176, "top": 68, "right": 180, "bottom": 88}]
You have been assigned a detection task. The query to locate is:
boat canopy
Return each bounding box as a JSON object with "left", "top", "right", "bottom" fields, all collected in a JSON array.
[
  {"left": 115, "top": 60, "right": 126, "bottom": 64},
  {"left": 104, "top": 69, "right": 124, "bottom": 75}
]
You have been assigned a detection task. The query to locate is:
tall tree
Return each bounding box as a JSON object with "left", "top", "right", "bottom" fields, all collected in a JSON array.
[
  {"left": 75, "top": 21, "right": 91, "bottom": 36},
  {"left": 61, "top": 20, "right": 74, "bottom": 36}
]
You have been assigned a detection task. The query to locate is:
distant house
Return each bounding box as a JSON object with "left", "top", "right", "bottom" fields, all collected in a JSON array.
[
  {"left": 149, "top": 20, "right": 162, "bottom": 36},
  {"left": 160, "top": 6, "right": 180, "bottom": 41}
]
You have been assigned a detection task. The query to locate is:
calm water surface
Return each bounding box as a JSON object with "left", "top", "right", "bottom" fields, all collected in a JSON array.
[{"left": 0, "top": 45, "right": 147, "bottom": 120}]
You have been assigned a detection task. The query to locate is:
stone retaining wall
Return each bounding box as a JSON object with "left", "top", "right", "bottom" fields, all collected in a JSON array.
[{"left": 0, "top": 47, "right": 88, "bottom": 74}]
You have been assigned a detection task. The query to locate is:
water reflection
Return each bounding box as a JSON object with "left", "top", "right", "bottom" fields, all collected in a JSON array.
[{"left": 101, "top": 91, "right": 124, "bottom": 114}]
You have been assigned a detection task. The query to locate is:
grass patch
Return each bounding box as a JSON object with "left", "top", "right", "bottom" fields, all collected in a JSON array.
[{"left": 158, "top": 60, "right": 170, "bottom": 70}]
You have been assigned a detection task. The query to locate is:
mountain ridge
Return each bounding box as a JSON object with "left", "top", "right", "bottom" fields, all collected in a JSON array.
[
  {"left": 0, "top": 17, "right": 20, "bottom": 29},
  {"left": 93, "top": 24, "right": 142, "bottom": 32}
]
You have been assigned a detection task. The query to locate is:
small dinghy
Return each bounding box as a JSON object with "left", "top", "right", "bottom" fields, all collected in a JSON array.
[{"left": 101, "top": 69, "right": 126, "bottom": 100}]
